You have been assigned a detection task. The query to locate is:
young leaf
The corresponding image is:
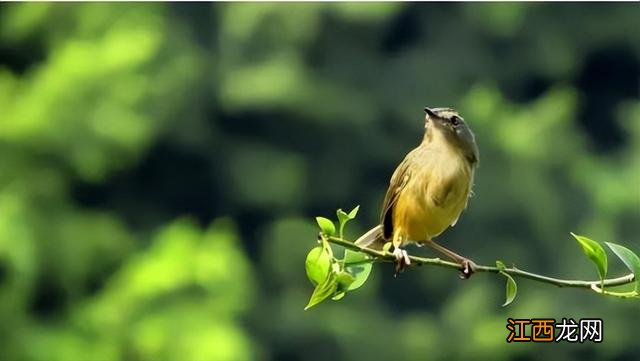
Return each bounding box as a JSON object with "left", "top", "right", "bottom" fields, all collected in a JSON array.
[
  {"left": 343, "top": 249, "right": 373, "bottom": 291},
  {"left": 496, "top": 260, "right": 506, "bottom": 271},
  {"left": 571, "top": 232, "right": 607, "bottom": 283},
  {"left": 501, "top": 272, "right": 518, "bottom": 307},
  {"left": 347, "top": 205, "right": 360, "bottom": 219},
  {"left": 305, "top": 246, "right": 331, "bottom": 286},
  {"left": 305, "top": 272, "right": 338, "bottom": 310},
  {"left": 316, "top": 217, "right": 336, "bottom": 236},
  {"left": 605, "top": 242, "right": 640, "bottom": 291},
  {"left": 337, "top": 209, "right": 349, "bottom": 227},
  {"left": 336, "top": 209, "right": 349, "bottom": 237},
  {"left": 336, "top": 206, "right": 360, "bottom": 238}
]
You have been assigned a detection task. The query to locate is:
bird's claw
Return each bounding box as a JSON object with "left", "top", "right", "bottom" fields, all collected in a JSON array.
[
  {"left": 459, "top": 259, "right": 477, "bottom": 279},
  {"left": 392, "top": 247, "right": 411, "bottom": 276}
]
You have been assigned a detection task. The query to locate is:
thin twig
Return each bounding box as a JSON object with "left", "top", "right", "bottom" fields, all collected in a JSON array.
[{"left": 327, "top": 236, "right": 636, "bottom": 289}]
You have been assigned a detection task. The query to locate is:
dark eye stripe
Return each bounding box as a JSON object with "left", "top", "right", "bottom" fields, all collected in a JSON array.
[{"left": 451, "top": 115, "right": 461, "bottom": 126}]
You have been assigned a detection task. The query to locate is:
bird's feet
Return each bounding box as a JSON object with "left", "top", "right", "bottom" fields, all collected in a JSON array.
[
  {"left": 459, "top": 258, "right": 477, "bottom": 279},
  {"left": 392, "top": 247, "right": 411, "bottom": 276},
  {"left": 423, "top": 240, "right": 477, "bottom": 280}
]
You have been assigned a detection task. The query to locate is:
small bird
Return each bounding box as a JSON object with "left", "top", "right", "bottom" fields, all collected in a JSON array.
[{"left": 355, "top": 107, "right": 479, "bottom": 277}]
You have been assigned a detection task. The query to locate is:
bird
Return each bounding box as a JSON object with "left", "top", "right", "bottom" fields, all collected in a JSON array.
[{"left": 355, "top": 107, "right": 479, "bottom": 277}]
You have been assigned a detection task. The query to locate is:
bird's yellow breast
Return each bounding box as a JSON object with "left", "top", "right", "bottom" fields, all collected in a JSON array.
[{"left": 392, "top": 145, "right": 473, "bottom": 244}]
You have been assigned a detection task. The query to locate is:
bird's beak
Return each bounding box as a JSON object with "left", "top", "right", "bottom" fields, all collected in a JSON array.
[{"left": 424, "top": 107, "right": 436, "bottom": 118}]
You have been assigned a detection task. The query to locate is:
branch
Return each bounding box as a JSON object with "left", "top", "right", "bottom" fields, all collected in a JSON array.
[{"left": 327, "top": 236, "right": 636, "bottom": 289}]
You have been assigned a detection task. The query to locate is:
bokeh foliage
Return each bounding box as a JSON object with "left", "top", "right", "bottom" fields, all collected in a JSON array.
[{"left": 0, "top": 3, "right": 639, "bottom": 361}]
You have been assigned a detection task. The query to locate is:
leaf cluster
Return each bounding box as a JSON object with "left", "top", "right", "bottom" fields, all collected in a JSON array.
[{"left": 304, "top": 206, "right": 373, "bottom": 309}]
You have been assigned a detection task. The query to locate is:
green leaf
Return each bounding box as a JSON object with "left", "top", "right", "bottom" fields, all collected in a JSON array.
[
  {"left": 337, "top": 209, "right": 349, "bottom": 227},
  {"left": 496, "top": 260, "right": 506, "bottom": 271},
  {"left": 501, "top": 272, "right": 517, "bottom": 307},
  {"left": 331, "top": 271, "right": 355, "bottom": 301},
  {"left": 382, "top": 242, "right": 393, "bottom": 253},
  {"left": 606, "top": 242, "right": 640, "bottom": 291},
  {"left": 571, "top": 232, "right": 608, "bottom": 283},
  {"left": 347, "top": 205, "right": 360, "bottom": 219},
  {"left": 336, "top": 206, "right": 359, "bottom": 238},
  {"left": 336, "top": 270, "right": 356, "bottom": 290},
  {"left": 343, "top": 249, "right": 373, "bottom": 291},
  {"left": 305, "top": 246, "right": 331, "bottom": 286},
  {"left": 336, "top": 209, "right": 349, "bottom": 238},
  {"left": 316, "top": 217, "right": 336, "bottom": 236},
  {"left": 305, "top": 272, "right": 338, "bottom": 310}
]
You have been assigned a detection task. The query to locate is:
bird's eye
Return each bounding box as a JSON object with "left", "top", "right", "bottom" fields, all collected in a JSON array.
[{"left": 450, "top": 116, "right": 461, "bottom": 126}]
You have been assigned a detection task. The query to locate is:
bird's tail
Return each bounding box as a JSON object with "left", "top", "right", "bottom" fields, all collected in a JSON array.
[{"left": 354, "top": 225, "right": 386, "bottom": 250}]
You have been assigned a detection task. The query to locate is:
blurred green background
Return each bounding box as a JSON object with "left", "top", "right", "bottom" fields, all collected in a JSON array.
[{"left": 0, "top": 3, "right": 639, "bottom": 361}]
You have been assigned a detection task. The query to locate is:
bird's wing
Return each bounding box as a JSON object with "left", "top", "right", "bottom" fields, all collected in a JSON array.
[
  {"left": 380, "top": 156, "right": 413, "bottom": 240},
  {"left": 450, "top": 172, "right": 475, "bottom": 227}
]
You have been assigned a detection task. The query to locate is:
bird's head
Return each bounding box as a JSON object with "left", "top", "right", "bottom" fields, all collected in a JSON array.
[{"left": 424, "top": 107, "right": 479, "bottom": 165}]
